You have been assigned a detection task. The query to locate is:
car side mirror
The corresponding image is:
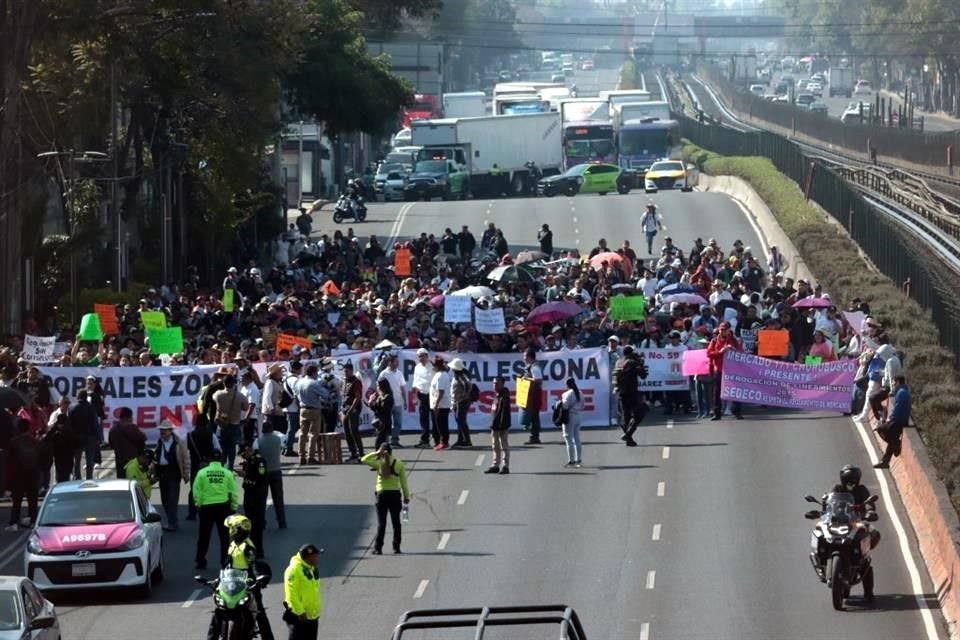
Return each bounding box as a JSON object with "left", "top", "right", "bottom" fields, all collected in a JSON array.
[
  {"left": 804, "top": 510, "right": 821, "bottom": 520},
  {"left": 29, "top": 616, "right": 56, "bottom": 630},
  {"left": 144, "top": 512, "right": 162, "bottom": 524},
  {"left": 804, "top": 495, "right": 820, "bottom": 504},
  {"left": 865, "top": 512, "right": 879, "bottom": 522}
]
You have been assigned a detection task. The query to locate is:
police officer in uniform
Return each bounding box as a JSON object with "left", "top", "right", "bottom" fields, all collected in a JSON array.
[
  {"left": 614, "top": 346, "right": 649, "bottom": 447},
  {"left": 283, "top": 544, "right": 324, "bottom": 640},
  {"left": 192, "top": 453, "right": 239, "bottom": 570},
  {"left": 237, "top": 443, "right": 268, "bottom": 558},
  {"left": 219, "top": 514, "right": 274, "bottom": 640}
]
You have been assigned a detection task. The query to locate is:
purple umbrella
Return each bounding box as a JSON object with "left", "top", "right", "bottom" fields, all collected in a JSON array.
[
  {"left": 429, "top": 294, "right": 445, "bottom": 308},
  {"left": 527, "top": 301, "right": 586, "bottom": 324},
  {"left": 663, "top": 292, "right": 708, "bottom": 305},
  {"left": 793, "top": 296, "right": 832, "bottom": 309}
]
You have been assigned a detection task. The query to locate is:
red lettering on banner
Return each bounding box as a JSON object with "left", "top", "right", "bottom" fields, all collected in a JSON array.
[{"left": 136, "top": 405, "right": 156, "bottom": 426}]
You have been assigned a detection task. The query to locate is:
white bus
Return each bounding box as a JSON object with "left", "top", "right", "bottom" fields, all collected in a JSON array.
[
  {"left": 599, "top": 89, "right": 652, "bottom": 106},
  {"left": 493, "top": 83, "right": 564, "bottom": 116}
]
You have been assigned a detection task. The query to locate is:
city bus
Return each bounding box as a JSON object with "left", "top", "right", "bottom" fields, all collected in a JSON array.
[{"left": 560, "top": 99, "right": 615, "bottom": 169}]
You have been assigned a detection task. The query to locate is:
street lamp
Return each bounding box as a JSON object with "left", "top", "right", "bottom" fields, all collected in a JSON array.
[{"left": 36, "top": 149, "right": 109, "bottom": 327}]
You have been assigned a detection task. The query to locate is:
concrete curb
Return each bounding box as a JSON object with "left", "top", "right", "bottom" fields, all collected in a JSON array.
[
  {"left": 712, "top": 170, "right": 957, "bottom": 638},
  {"left": 697, "top": 174, "right": 816, "bottom": 284}
]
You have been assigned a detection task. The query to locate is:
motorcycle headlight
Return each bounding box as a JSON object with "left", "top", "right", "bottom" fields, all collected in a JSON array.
[
  {"left": 122, "top": 529, "right": 146, "bottom": 550},
  {"left": 27, "top": 533, "right": 46, "bottom": 555},
  {"left": 829, "top": 525, "right": 850, "bottom": 536},
  {"left": 239, "top": 597, "right": 249, "bottom": 607},
  {"left": 214, "top": 594, "right": 224, "bottom": 607}
]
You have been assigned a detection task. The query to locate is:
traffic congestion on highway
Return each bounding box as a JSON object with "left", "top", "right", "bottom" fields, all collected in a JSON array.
[{"left": 1, "top": 4, "right": 957, "bottom": 640}]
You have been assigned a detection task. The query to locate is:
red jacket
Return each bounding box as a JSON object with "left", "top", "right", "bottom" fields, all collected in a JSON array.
[{"left": 707, "top": 333, "right": 742, "bottom": 373}]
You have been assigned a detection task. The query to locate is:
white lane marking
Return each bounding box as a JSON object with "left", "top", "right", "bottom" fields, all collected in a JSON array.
[
  {"left": 457, "top": 490, "right": 469, "bottom": 505},
  {"left": 652, "top": 524, "right": 662, "bottom": 541},
  {"left": 666, "top": 418, "right": 674, "bottom": 429},
  {"left": 387, "top": 202, "right": 414, "bottom": 247},
  {"left": 851, "top": 417, "right": 942, "bottom": 640},
  {"left": 182, "top": 588, "right": 203, "bottom": 608},
  {"left": 572, "top": 216, "right": 578, "bottom": 223},
  {"left": 0, "top": 531, "right": 30, "bottom": 569},
  {"left": 475, "top": 454, "right": 486, "bottom": 467},
  {"left": 574, "top": 228, "right": 580, "bottom": 235},
  {"left": 731, "top": 199, "right": 771, "bottom": 259},
  {"left": 646, "top": 570, "right": 656, "bottom": 589},
  {"left": 657, "top": 481, "right": 666, "bottom": 497},
  {"left": 662, "top": 446, "right": 670, "bottom": 460},
  {"left": 437, "top": 533, "right": 451, "bottom": 551},
  {"left": 413, "top": 579, "right": 430, "bottom": 599},
  {"left": 639, "top": 622, "right": 650, "bottom": 640},
  {"left": 575, "top": 238, "right": 581, "bottom": 245}
]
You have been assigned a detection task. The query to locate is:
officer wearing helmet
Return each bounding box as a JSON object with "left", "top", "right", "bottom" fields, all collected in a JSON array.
[{"left": 221, "top": 514, "right": 274, "bottom": 640}]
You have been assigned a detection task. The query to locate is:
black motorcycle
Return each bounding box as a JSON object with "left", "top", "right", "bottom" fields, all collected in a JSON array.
[
  {"left": 804, "top": 492, "right": 880, "bottom": 610},
  {"left": 332, "top": 193, "right": 366, "bottom": 224}
]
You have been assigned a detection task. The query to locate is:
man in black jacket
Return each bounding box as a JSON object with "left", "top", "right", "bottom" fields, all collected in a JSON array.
[
  {"left": 69, "top": 390, "right": 101, "bottom": 480},
  {"left": 458, "top": 225, "right": 476, "bottom": 262},
  {"left": 614, "top": 347, "right": 648, "bottom": 447},
  {"left": 538, "top": 224, "right": 553, "bottom": 256},
  {"left": 484, "top": 376, "right": 511, "bottom": 475}
]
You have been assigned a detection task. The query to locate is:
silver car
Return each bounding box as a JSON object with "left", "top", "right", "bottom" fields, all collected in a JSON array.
[
  {"left": 0, "top": 576, "right": 59, "bottom": 640},
  {"left": 382, "top": 170, "right": 408, "bottom": 202}
]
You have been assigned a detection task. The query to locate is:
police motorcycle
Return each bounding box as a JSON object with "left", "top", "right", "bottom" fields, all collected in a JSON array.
[
  {"left": 196, "top": 566, "right": 271, "bottom": 639},
  {"left": 333, "top": 179, "right": 367, "bottom": 224},
  {"left": 804, "top": 492, "right": 880, "bottom": 610}
]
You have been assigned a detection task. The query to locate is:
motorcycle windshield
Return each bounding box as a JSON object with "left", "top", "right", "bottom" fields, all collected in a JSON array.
[
  {"left": 824, "top": 492, "right": 856, "bottom": 523},
  {"left": 219, "top": 569, "right": 249, "bottom": 597}
]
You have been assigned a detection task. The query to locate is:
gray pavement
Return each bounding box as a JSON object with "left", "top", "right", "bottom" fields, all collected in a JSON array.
[{"left": 1, "top": 189, "right": 946, "bottom": 640}]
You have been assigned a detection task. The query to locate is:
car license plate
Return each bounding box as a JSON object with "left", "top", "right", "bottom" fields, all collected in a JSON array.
[{"left": 71, "top": 562, "right": 96, "bottom": 577}]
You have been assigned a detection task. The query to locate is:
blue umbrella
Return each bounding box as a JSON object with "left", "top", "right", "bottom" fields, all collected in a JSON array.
[{"left": 660, "top": 283, "right": 697, "bottom": 295}]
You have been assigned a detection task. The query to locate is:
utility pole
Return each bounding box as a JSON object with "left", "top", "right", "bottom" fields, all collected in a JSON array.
[
  {"left": 297, "top": 120, "right": 304, "bottom": 209},
  {"left": 110, "top": 56, "right": 122, "bottom": 292}
]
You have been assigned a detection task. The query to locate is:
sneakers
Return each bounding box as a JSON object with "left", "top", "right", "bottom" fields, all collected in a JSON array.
[
  {"left": 574, "top": 461, "right": 582, "bottom": 468},
  {"left": 499, "top": 466, "right": 510, "bottom": 475},
  {"left": 625, "top": 439, "right": 638, "bottom": 447},
  {"left": 563, "top": 462, "right": 576, "bottom": 468},
  {"left": 433, "top": 443, "right": 448, "bottom": 451},
  {"left": 391, "top": 442, "right": 404, "bottom": 449},
  {"left": 484, "top": 465, "right": 500, "bottom": 474},
  {"left": 372, "top": 548, "right": 383, "bottom": 555},
  {"left": 525, "top": 438, "right": 541, "bottom": 445}
]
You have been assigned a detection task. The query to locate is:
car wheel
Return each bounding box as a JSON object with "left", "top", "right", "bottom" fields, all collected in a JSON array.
[
  {"left": 136, "top": 555, "right": 153, "bottom": 598},
  {"left": 645, "top": 189, "right": 657, "bottom": 194},
  {"left": 598, "top": 191, "right": 607, "bottom": 196},
  {"left": 441, "top": 188, "right": 450, "bottom": 201},
  {"left": 152, "top": 542, "right": 165, "bottom": 583},
  {"left": 617, "top": 182, "right": 630, "bottom": 195},
  {"left": 564, "top": 185, "right": 578, "bottom": 197}
]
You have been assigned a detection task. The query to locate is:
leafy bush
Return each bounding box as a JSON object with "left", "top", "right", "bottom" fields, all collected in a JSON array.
[{"left": 683, "top": 141, "right": 960, "bottom": 513}]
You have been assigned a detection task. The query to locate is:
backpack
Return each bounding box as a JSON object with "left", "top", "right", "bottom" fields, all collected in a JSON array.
[
  {"left": 279, "top": 378, "right": 295, "bottom": 409},
  {"left": 551, "top": 400, "right": 568, "bottom": 427},
  {"left": 469, "top": 383, "right": 480, "bottom": 403}
]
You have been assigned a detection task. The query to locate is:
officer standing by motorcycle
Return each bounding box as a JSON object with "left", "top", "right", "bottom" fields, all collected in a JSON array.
[
  {"left": 237, "top": 443, "right": 268, "bottom": 558},
  {"left": 283, "top": 544, "right": 324, "bottom": 640},
  {"left": 193, "top": 454, "right": 239, "bottom": 570},
  {"left": 214, "top": 514, "right": 274, "bottom": 640}
]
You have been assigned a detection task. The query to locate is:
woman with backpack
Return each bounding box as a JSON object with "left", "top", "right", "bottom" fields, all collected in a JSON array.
[
  {"left": 449, "top": 358, "right": 474, "bottom": 448},
  {"left": 559, "top": 378, "right": 584, "bottom": 468}
]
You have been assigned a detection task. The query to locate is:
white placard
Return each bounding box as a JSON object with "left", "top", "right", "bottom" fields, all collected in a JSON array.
[
  {"left": 23, "top": 335, "right": 56, "bottom": 363},
  {"left": 474, "top": 307, "right": 506, "bottom": 334},
  {"left": 443, "top": 295, "right": 473, "bottom": 323}
]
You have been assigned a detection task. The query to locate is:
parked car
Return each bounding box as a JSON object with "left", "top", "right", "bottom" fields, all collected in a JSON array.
[
  {"left": 382, "top": 170, "right": 408, "bottom": 202},
  {"left": 404, "top": 159, "right": 467, "bottom": 201},
  {"left": 749, "top": 84, "right": 766, "bottom": 97},
  {"left": 537, "top": 163, "right": 630, "bottom": 197},
  {"left": 374, "top": 162, "right": 405, "bottom": 196},
  {"left": 0, "top": 576, "right": 59, "bottom": 639},
  {"left": 809, "top": 102, "right": 829, "bottom": 115},
  {"left": 24, "top": 479, "right": 164, "bottom": 596},
  {"left": 854, "top": 80, "right": 873, "bottom": 96},
  {"left": 643, "top": 160, "right": 697, "bottom": 194},
  {"left": 795, "top": 93, "right": 815, "bottom": 107},
  {"left": 580, "top": 59, "right": 594, "bottom": 70}
]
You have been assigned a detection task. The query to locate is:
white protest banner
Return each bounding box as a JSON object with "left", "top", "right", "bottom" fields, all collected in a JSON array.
[
  {"left": 39, "top": 364, "right": 221, "bottom": 443},
  {"left": 635, "top": 348, "right": 688, "bottom": 390},
  {"left": 23, "top": 335, "right": 56, "bottom": 363},
  {"left": 474, "top": 307, "right": 506, "bottom": 334},
  {"left": 443, "top": 296, "right": 473, "bottom": 323},
  {"left": 53, "top": 341, "right": 71, "bottom": 360}
]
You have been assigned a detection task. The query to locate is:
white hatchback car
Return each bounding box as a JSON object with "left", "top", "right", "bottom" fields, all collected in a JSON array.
[
  {"left": 0, "top": 576, "right": 60, "bottom": 639},
  {"left": 24, "top": 479, "right": 164, "bottom": 597}
]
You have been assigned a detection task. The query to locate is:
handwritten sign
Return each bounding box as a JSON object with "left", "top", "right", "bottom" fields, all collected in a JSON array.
[
  {"left": 275, "top": 333, "right": 312, "bottom": 356},
  {"left": 609, "top": 295, "right": 646, "bottom": 321},
  {"left": 474, "top": 307, "right": 506, "bottom": 334},
  {"left": 515, "top": 377, "right": 531, "bottom": 409},
  {"left": 394, "top": 247, "right": 412, "bottom": 277},
  {"left": 222, "top": 289, "right": 235, "bottom": 313},
  {"left": 140, "top": 311, "right": 167, "bottom": 331},
  {"left": 443, "top": 296, "right": 473, "bottom": 323},
  {"left": 94, "top": 304, "right": 119, "bottom": 336},
  {"left": 805, "top": 355, "right": 823, "bottom": 365},
  {"left": 147, "top": 326, "right": 184, "bottom": 355},
  {"left": 23, "top": 335, "right": 56, "bottom": 363},
  {"left": 757, "top": 329, "right": 790, "bottom": 357},
  {"left": 681, "top": 349, "right": 711, "bottom": 376}
]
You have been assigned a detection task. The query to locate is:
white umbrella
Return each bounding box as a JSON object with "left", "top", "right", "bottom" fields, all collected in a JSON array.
[{"left": 450, "top": 285, "right": 496, "bottom": 299}]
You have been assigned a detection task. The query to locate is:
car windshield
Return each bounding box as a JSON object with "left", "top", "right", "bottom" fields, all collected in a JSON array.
[
  {"left": 651, "top": 161, "right": 683, "bottom": 172},
  {"left": 621, "top": 129, "right": 675, "bottom": 156},
  {"left": 386, "top": 172, "right": 404, "bottom": 180},
  {"left": 38, "top": 490, "right": 135, "bottom": 526},
  {"left": 563, "top": 165, "right": 589, "bottom": 177},
  {"left": 377, "top": 163, "right": 403, "bottom": 176},
  {"left": 414, "top": 161, "right": 446, "bottom": 173},
  {"left": 0, "top": 591, "right": 20, "bottom": 631},
  {"left": 564, "top": 139, "right": 614, "bottom": 159}
]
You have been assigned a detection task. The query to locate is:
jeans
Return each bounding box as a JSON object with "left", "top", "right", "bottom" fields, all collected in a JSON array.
[
  {"left": 695, "top": 379, "right": 713, "bottom": 416},
  {"left": 375, "top": 490, "right": 403, "bottom": 552},
  {"left": 157, "top": 473, "right": 182, "bottom": 528},
  {"left": 431, "top": 408, "right": 450, "bottom": 446},
  {"left": 342, "top": 409, "right": 364, "bottom": 458},
  {"left": 562, "top": 418, "right": 582, "bottom": 463},
  {"left": 73, "top": 440, "right": 100, "bottom": 480},
  {"left": 416, "top": 393, "right": 431, "bottom": 443},
  {"left": 265, "top": 470, "right": 286, "bottom": 527},
  {"left": 490, "top": 430, "right": 509, "bottom": 467},
  {"left": 219, "top": 424, "right": 240, "bottom": 470},
  {"left": 283, "top": 412, "right": 299, "bottom": 454},
  {"left": 453, "top": 402, "right": 471, "bottom": 444},
  {"left": 645, "top": 230, "right": 657, "bottom": 254},
  {"left": 390, "top": 405, "right": 403, "bottom": 444}
]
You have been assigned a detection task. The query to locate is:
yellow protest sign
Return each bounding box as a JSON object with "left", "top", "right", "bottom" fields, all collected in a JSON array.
[{"left": 516, "top": 377, "right": 531, "bottom": 409}]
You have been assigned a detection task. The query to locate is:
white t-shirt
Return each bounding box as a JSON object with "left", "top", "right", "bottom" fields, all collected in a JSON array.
[
  {"left": 429, "top": 371, "right": 452, "bottom": 409},
  {"left": 378, "top": 368, "right": 407, "bottom": 406},
  {"left": 412, "top": 363, "right": 433, "bottom": 394},
  {"left": 241, "top": 382, "right": 261, "bottom": 418}
]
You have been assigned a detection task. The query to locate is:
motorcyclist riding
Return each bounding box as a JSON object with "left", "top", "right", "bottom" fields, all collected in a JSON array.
[
  {"left": 823, "top": 464, "right": 880, "bottom": 604},
  {"left": 216, "top": 514, "right": 274, "bottom": 640}
]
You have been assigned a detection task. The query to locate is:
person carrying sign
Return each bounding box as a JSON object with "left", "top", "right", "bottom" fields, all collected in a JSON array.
[
  {"left": 520, "top": 349, "right": 543, "bottom": 445},
  {"left": 707, "top": 322, "right": 743, "bottom": 421}
]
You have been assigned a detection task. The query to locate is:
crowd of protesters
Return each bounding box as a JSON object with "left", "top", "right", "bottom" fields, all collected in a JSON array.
[{"left": 0, "top": 203, "right": 910, "bottom": 529}]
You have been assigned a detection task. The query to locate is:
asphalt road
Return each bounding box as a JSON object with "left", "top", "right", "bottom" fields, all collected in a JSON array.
[{"left": 0, "top": 186, "right": 946, "bottom": 640}]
